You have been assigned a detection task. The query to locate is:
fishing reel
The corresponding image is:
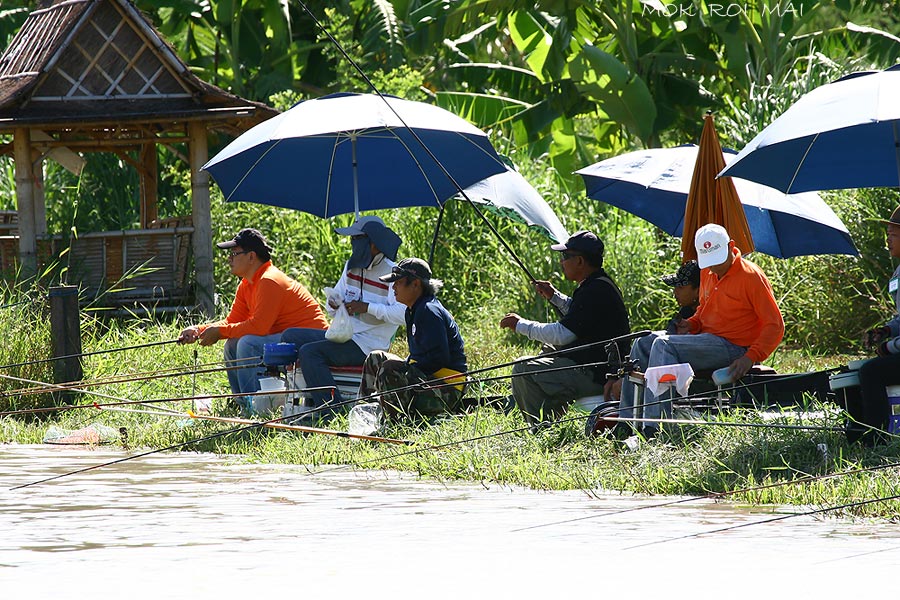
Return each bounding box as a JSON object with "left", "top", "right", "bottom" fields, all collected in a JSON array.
[{"left": 605, "top": 340, "right": 637, "bottom": 381}]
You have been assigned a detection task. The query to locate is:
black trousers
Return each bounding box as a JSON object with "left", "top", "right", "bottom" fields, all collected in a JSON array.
[{"left": 850, "top": 354, "right": 900, "bottom": 444}]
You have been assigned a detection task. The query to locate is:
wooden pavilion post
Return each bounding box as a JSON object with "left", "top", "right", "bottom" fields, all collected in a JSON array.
[
  {"left": 32, "top": 160, "right": 48, "bottom": 236},
  {"left": 139, "top": 142, "right": 158, "bottom": 228},
  {"left": 188, "top": 121, "right": 214, "bottom": 316},
  {"left": 13, "top": 127, "right": 37, "bottom": 275}
]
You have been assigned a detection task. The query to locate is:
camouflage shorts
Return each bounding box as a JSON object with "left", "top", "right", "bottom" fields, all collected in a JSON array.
[{"left": 358, "top": 350, "right": 463, "bottom": 420}]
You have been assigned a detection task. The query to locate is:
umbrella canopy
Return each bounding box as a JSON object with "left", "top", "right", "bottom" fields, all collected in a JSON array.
[
  {"left": 576, "top": 145, "right": 858, "bottom": 258},
  {"left": 720, "top": 65, "right": 900, "bottom": 193},
  {"left": 202, "top": 93, "right": 507, "bottom": 217},
  {"left": 458, "top": 168, "right": 570, "bottom": 243},
  {"left": 681, "top": 114, "right": 754, "bottom": 261}
]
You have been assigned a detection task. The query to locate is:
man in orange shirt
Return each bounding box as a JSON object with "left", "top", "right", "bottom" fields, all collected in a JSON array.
[
  {"left": 179, "top": 228, "right": 328, "bottom": 402},
  {"left": 617, "top": 224, "right": 784, "bottom": 437}
]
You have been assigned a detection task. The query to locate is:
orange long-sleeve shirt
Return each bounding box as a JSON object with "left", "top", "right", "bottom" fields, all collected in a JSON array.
[
  {"left": 686, "top": 248, "right": 784, "bottom": 363},
  {"left": 204, "top": 261, "right": 328, "bottom": 339}
]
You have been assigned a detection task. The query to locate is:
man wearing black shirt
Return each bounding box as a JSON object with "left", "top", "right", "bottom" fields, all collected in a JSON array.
[{"left": 500, "top": 231, "right": 630, "bottom": 427}]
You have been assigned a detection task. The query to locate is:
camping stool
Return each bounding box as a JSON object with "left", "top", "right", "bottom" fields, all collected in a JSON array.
[{"left": 627, "top": 371, "right": 646, "bottom": 423}]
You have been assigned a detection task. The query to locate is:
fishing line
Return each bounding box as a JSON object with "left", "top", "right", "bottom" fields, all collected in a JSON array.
[
  {"left": 624, "top": 490, "right": 900, "bottom": 551},
  {"left": 514, "top": 458, "right": 900, "bottom": 532},
  {"left": 0, "top": 382, "right": 337, "bottom": 418},
  {"left": 0, "top": 339, "right": 181, "bottom": 372},
  {"left": 9, "top": 388, "right": 404, "bottom": 491},
  {"left": 0, "top": 358, "right": 266, "bottom": 414},
  {"left": 185, "top": 412, "right": 413, "bottom": 445},
  {"left": 4, "top": 355, "right": 249, "bottom": 398},
  {"left": 295, "top": 0, "right": 538, "bottom": 283}
]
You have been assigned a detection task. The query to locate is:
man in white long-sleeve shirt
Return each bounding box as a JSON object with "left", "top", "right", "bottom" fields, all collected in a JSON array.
[
  {"left": 282, "top": 216, "right": 407, "bottom": 422},
  {"left": 500, "top": 231, "right": 630, "bottom": 427}
]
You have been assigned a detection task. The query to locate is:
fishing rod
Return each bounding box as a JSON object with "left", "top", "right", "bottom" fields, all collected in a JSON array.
[
  {"left": 185, "top": 411, "right": 413, "bottom": 445},
  {"left": 296, "top": 1, "right": 540, "bottom": 284},
  {"left": 515, "top": 458, "right": 900, "bottom": 533},
  {"left": 624, "top": 490, "right": 900, "bottom": 551},
  {"left": 4, "top": 357, "right": 260, "bottom": 400},
  {"left": 6, "top": 332, "right": 645, "bottom": 487},
  {"left": 8, "top": 387, "right": 408, "bottom": 491},
  {"left": 9, "top": 411, "right": 299, "bottom": 491},
  {"left": 0, "top": 338, "right": 181, "bottom": 372},
  {"left": 0, "top": 380, "right": 338, "bottom": 418},
  {"left": 7, "top": 330, "right": 854, "bottom": 488}
]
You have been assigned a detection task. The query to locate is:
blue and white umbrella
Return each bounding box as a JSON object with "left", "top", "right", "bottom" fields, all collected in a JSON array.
[
  {"left": 576, "top": 145, "right": 857, "bottom": 258},
  {"left": 203, "top": 93, "right": 507, "bottom": 217},
  {"left": 720, "top": 65, "right": 900, "bottom": 193}
]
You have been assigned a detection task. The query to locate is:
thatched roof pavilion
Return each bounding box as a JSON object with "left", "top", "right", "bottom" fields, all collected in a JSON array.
[{"left": 0, "top": 0, "right": 277, "bottom": 314}]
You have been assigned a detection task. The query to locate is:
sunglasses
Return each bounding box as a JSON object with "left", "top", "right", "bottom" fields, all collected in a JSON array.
[{"left": 228, "top": 250, "right": 249, "bottom": 259}]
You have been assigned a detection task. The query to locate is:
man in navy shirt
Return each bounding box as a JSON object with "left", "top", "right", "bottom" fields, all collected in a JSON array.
[
  {"left": 501, "top": 231, "right": 630, "bottom": 428},
  {"left": 357, "top": 258, "right": 467, "bottom": 420}
]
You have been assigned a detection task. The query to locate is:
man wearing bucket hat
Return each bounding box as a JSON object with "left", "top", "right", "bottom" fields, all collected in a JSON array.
[
  {"left": 855, "top": 205, "right": 900, "bottom": 444},
  {"left": 499, "top": 230, "right": 630, "bottom": 429},
  {"left": 178, "top": 228, "right": 328, "bottom": 405},
  {"left": 353, "top": 257, "right": 467, "bottom": 422},
  {"left": 281, "top": 215, "right": 406, "bottom": 422},
  {"left": 617, "top": 224, "right": 784, "bottom": 438}
]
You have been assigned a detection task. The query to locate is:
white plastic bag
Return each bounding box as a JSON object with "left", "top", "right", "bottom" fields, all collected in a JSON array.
[
  {"left": 325, "top": 303, "right": 354, "bottom": 343},
  {"left": 348, "top": 402, "right": 384, "bottom": 437}
]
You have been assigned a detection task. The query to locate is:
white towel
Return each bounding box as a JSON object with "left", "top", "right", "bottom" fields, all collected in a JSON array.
[{"left": 644, "top": 363, "right": 694, "bottom": 397}]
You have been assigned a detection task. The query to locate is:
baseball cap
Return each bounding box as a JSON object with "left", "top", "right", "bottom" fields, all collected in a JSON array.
[
  {"left": 550, "top": 230, "right": 604, "bottom": 258},
  {"left": 694, "top": 224, "right": 730, "bottom": 268},
  {"left": 879, "top": 205, "right": 900, "bottom": 227},
  {"left": 335, "top": 215, "right": 386, "bottom": 236},
  {"left": 661, "top": 260, "right": 700, "bottom": 288},
  {"left": 216, "top": 228, "right": 273, "bottom": 255},
  {"left": 379, "top": 258, "right": 432, "bottom": 282}
]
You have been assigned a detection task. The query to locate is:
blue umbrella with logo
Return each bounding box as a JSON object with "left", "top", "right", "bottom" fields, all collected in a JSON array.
[
  {"left": 203, "top": 93, "right": 507, "bottom": 217},
  {"left": 576, "top": 145, "right": 857, "bottom": 258},
  {"left": 720, "top": 65, "right": 900, "bottom": 193}
]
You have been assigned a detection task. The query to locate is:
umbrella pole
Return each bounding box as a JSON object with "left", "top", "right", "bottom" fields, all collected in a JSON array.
[
  {"left": 894, "top": 122, "right": 900, "bottom": 189},
  {"left": 428, "top": 203, "right": 447, "bottom": 265},
  {"left": 352, "top": 135, "right": 360, "bottom": 220},
  {"left": 297, "top": 1, "right": 537, "bottom": 284}
]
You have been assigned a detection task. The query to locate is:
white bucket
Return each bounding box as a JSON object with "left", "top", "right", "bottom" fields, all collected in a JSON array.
[
  {"left": 572, "top": 395, "right": 605, "bottom": 413},
  {"left": 254, "top": 377, "right": 286, "bottom": 414}
]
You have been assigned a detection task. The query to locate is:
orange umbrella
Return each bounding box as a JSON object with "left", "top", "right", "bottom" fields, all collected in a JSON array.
[{"left": 681, "top": 113, "right": 755, "bottom": 262}]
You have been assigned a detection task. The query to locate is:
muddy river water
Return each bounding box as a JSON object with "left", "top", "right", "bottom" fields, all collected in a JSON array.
[{"left": 1, "top": 444, "right": 896, "bottom": 598}]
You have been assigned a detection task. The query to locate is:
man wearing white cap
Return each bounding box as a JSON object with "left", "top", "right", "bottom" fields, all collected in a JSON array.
[
  {"left": 617, "top": 223, "right": 784, "bottom": 437},
  {"left": 281, "top": 215, "right": 407, "bottom": 422}
]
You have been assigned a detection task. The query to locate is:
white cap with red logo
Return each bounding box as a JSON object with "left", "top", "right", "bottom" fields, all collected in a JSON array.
[{"left": 694, "top": 224, "right": 730, "bottom": 268}]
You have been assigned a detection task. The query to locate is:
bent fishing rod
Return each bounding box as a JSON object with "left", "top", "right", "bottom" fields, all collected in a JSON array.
[{"left": 295, "top": 0, "right": 539, "bottom": 284}]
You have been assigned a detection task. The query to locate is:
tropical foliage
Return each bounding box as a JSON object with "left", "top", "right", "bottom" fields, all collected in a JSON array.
[{"left": 0, "top": 0, "right": 899, "bottom": 352}]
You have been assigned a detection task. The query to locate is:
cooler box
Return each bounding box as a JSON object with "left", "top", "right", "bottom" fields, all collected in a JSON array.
[{"left": 888, "top": 385, "right": 900, "bottom": 434}]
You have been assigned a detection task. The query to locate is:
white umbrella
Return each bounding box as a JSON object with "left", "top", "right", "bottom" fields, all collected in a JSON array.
[{"left": 459, "top": 168, "right": 569, "bottom": 243}]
